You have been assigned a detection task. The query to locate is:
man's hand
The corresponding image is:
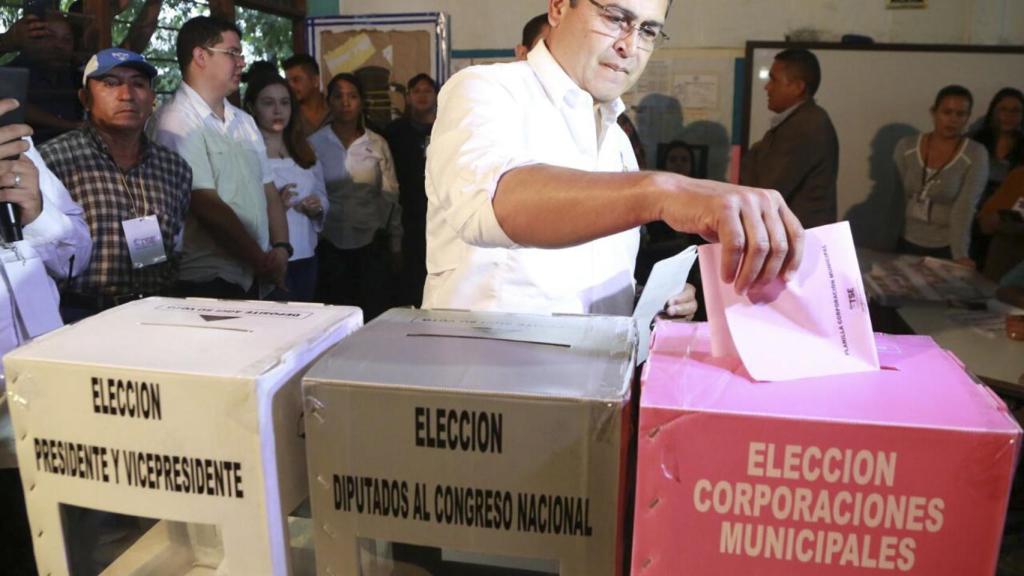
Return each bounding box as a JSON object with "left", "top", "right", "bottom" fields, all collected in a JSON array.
[
  {"left": 0, "top": 15, "right": 50, "bottom": 52},
  {"left": 0, "top": 99, "right": 42, "bottom": 226},
  {"left": 660, "top": 175, "right": 805, "bottom": 295},
  {"left": 261, "top": 247, "right": 289, "bottom": 291},
  {"left": 662, "top": 283, "right": 698, "bottom": 320}
]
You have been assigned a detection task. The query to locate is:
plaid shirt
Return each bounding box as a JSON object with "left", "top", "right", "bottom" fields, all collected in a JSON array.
[{"left": 39, "top": 125, "right": 192, "bottom": 296}]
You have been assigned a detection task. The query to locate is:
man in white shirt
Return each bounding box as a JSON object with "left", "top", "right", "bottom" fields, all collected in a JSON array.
[
  {"left": 0, "top": 97, "right": 92, "bottom": 574},
  {"left": 425, "top": 0, "right": 804, "bottom": 316},
  {"left": 153, "top": 16, "right": 289, "bottom": 299}
]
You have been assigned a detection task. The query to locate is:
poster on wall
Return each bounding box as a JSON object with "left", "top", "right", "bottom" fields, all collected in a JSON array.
[{"left": 306, "top": 13, "right": 451, "bottom": 128}]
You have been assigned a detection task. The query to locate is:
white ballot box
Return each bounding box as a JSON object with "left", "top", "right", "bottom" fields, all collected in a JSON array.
[
  {"left": 303, "top": 308, "right": 637, "bottom": 576},
  {"left": 3, "top": 297, "right": 362, "bottom": 575}
]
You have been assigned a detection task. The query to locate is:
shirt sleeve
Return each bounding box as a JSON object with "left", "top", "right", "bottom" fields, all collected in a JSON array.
[
  {"left": 23, "top": 141, "right": 93, "bottom": 280},
  {"left": 153, "top": 108, "right": 216, "bottom": 191},
  {"left": 949, "top": 143, "right": 989, "bottom": 260},
  {"left": 310, "top": 160, "right": 328, "bottom": 234},
  {"left": 427, "top": 68, "right": 542, "bottom": 249},
  {"left": 379, "top": 136, "right": 403, "bottom": 252}
]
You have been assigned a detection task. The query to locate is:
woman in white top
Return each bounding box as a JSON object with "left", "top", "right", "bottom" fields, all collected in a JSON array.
[
  {"left": 244, "top": 70, "right": 327, "bottom": 302},
  {"left": 309, "top": 72, "right": 401, "bottom": 320},
  {"left": 894, "top": 84, "right": 989, "bottom": 266}
]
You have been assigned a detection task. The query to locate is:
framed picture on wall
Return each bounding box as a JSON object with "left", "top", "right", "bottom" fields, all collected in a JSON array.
[{"left": 306, "top": 13, "right": 451, "bottom": 129}]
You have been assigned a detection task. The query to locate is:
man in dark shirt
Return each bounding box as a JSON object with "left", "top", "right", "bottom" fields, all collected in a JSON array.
[
  {"left": 742, "top": 48, "right": 839, "bottom": 229},
  {"left": 386, "top": 73, "right": 437, "bottom": 306},
  {"left": 4, "top": 13, "right": 82, "bottom": 145},
  {"left": 40, "top": 48, "right": 191, "bottom": 319}
]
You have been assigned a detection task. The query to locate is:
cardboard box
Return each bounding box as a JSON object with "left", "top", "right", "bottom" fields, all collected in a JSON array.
[
  {"left": 4, "top": 297, "right": 362, "bottom": 575},
  {"left": 632, "top": 321, "right": 1021, "bottom": 575},
  {"left": 303, "top": 308, "right": 636, "bottom": 576}
]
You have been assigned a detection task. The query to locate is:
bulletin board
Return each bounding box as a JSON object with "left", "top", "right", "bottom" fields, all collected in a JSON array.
[{"left": 306, "top": 13, "right": 451, "bottom": 126}]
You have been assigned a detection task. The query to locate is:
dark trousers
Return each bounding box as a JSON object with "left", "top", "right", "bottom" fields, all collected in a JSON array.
[
  {"left": 175, "top": 277, "right": 256, "bottom": 300},
  {"left": 283, "top": 257, "right": 318, "bottom": 303},
  {"left": 0, "top": 468, "right": 36, "bottom": 575},
  {"left": 897, "top": 238, "right": 953, "bottom": 260},
  {"left": 316, "top": 241, "right": 391, "bottom": 321}
]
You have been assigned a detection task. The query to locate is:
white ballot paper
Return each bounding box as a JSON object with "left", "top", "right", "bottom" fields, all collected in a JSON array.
[
  {"left": 633, "top": 246, "right": 698, "bottom": 364},
  {"left": 698, "top": 222, "right": 878, "bottom": 381}
]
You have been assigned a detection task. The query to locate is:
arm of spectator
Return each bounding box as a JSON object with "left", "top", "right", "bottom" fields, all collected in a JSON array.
[
  {"left": 949, "top": 145, "right": 989, "bottom": 262},
  {"left": 740, "top": 111, "right": 829, "bottom": 203},
  {"left": 264, "top": 181, "right": 289, "bottom": 287},
  {"left": 24, "top": 144, "right": 93, "bottom": 279},
  {"left": 0, "top": 15, "right": 49, "bottom": 53},
  {"left": 380, "top": 138, "right": 402, "bottom": 253},
  {"left": 0, "top": 100, "right": 91, "bottom": 279},
  {"left": 120, "top": 0, "right": 164, "bottom": 54},
  {"left": 297, "top": 161, "right": 328, "bottom": 230},
  {"left": 190, "top": 188, "right": 266, "bottom": 271},
  {"left": 25, "top": 103, "right": 82, "bottom": 133}
]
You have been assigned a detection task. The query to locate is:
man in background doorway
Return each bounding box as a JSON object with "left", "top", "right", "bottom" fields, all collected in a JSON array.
[
  {"left": 386, "top": 73, "right": 438, "bottom": 307},
  {"left": 742, "top": 48, "right": 839, "bottom": 229},
  {"left": 284, "top": 54, "right": 330, "bottom": 137}
]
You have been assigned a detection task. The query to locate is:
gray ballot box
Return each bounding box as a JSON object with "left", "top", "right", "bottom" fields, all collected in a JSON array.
[{"left": 303, "top": 308, "right": 637, "bottom": 576}]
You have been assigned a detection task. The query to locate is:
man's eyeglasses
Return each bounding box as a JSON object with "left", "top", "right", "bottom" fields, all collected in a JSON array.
[
  {"left": 587, "top": 0, "right": 669, "bottom": 51},
  {"left": 204, "top": 46, "right": 246, "bottom": 61}
]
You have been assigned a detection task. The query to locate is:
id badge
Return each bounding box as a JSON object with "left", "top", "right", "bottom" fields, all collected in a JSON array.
[
  {"left": 1, "top": 242, "right": 63, "bottom": 338},
  {"left": 910, "top": 197, "right": 931, "bottom": 223},
  {"left": 122, "top": 215, "right": 167, "bottom": 269},
  {"left": 1012, "top": 197, "right": 1024, "bottom": 218}
]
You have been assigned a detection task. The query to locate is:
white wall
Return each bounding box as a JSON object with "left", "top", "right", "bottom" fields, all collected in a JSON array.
[{"left": 336, "top": 0, "right": 1024, "bottom": 51}]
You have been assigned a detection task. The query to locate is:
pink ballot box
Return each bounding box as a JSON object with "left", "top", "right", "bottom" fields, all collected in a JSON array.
[{"left": 632, "top": 321, "right": 1021, "bottom": 576}]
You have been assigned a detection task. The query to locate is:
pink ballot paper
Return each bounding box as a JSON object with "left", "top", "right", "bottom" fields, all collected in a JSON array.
[{"left": 698, "top": 222, "right": 878, "bottom": 381}]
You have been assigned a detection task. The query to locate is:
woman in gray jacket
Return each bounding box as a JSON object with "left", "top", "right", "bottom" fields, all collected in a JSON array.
[{"left": 894, "top": 85, "right": 989, "bottom": 266}]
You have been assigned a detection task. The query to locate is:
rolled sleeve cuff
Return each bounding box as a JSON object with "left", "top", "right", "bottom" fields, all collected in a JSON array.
[
  {"left": 24, "top": 202, "right": 72, "bottom": 245},
  {"left": 447, "top": 157, "right": 537, "bottom": 249}
]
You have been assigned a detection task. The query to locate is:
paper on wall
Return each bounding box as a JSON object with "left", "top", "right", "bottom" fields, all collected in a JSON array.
[
  {"left": 633, "top": 246, "right": 698, "bottom": 364},
  {"left": 698, "top": 222, "right": 878, "bottom": 381}
]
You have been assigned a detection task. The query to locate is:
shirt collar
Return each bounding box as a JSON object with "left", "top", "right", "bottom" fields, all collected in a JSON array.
[
  {"left": 527, "top": 40, "right": 625, "bottom": 121},
  {"left": 179, "top": 81, "right": 236, "bottom": 125},
  {"left": 770, "top": 99, "right": 808, "bottom": 129},
  {"left": 83, "top": 122, "right": 154, "bottom": 166}
]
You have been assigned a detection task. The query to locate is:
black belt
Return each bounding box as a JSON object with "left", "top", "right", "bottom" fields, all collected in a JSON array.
[{"left": 61, "top": 291, "right": 150, "bottom": 311}]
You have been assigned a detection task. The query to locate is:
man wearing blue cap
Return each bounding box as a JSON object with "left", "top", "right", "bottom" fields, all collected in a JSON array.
[{"left": 40, "top": 47, "right": 192, "bottom": 319}]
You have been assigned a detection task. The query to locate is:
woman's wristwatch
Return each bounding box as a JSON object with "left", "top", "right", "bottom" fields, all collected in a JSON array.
[{"left": 272, "top": 241, "right": 294, "bottom": 258}]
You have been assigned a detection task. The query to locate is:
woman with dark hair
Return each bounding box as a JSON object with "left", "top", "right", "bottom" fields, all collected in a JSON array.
[
  {"left": 893, "top": 85, "right": 989, "bottom": 265},
  {"left": 244, "top": 68, "right": 327, "bottom": 302},
  {"left": 308, "top": 73, "right": 401, "bottom": 319},
  {"left": 969, "top": 87, "right": 1024, "bottom": 265}
]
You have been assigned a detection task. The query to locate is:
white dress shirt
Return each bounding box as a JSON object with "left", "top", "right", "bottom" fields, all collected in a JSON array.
[
  {"left": 423, "top": 40, "right": 640, "bottom": 315},
  {"left": 152, "top": 82, "right": 274, "bottom": 290},
  {"left": 268, "top": 158, "right": 328, "bottom": 261},
  {"left": 308, "top": 126, "right": 402, "bottom": 252},
  {"left": 2, "top": 139, "right": 92, "bottom": 468}
]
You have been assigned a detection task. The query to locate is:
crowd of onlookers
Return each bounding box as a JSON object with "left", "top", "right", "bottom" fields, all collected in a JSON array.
[
  {"left": 0, "top": 11, "right": 441, "bottom": 325},
  {"left": 1, "top": 9, "right": 1021, "bottom": 328}
]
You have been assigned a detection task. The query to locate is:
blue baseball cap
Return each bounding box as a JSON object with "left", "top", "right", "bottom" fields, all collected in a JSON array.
[{"left": 82, "top": 48, "right": 158, "bottom": 86}]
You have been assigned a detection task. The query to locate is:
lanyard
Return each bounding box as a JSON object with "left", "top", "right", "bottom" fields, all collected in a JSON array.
[{"left": 118, "top": 171, "right": 149, "bottom": 219}]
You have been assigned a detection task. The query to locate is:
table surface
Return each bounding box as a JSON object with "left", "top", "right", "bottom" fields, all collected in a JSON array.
[{"left": 898, "top": 303, "right": 1024, "bottom": 389}]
